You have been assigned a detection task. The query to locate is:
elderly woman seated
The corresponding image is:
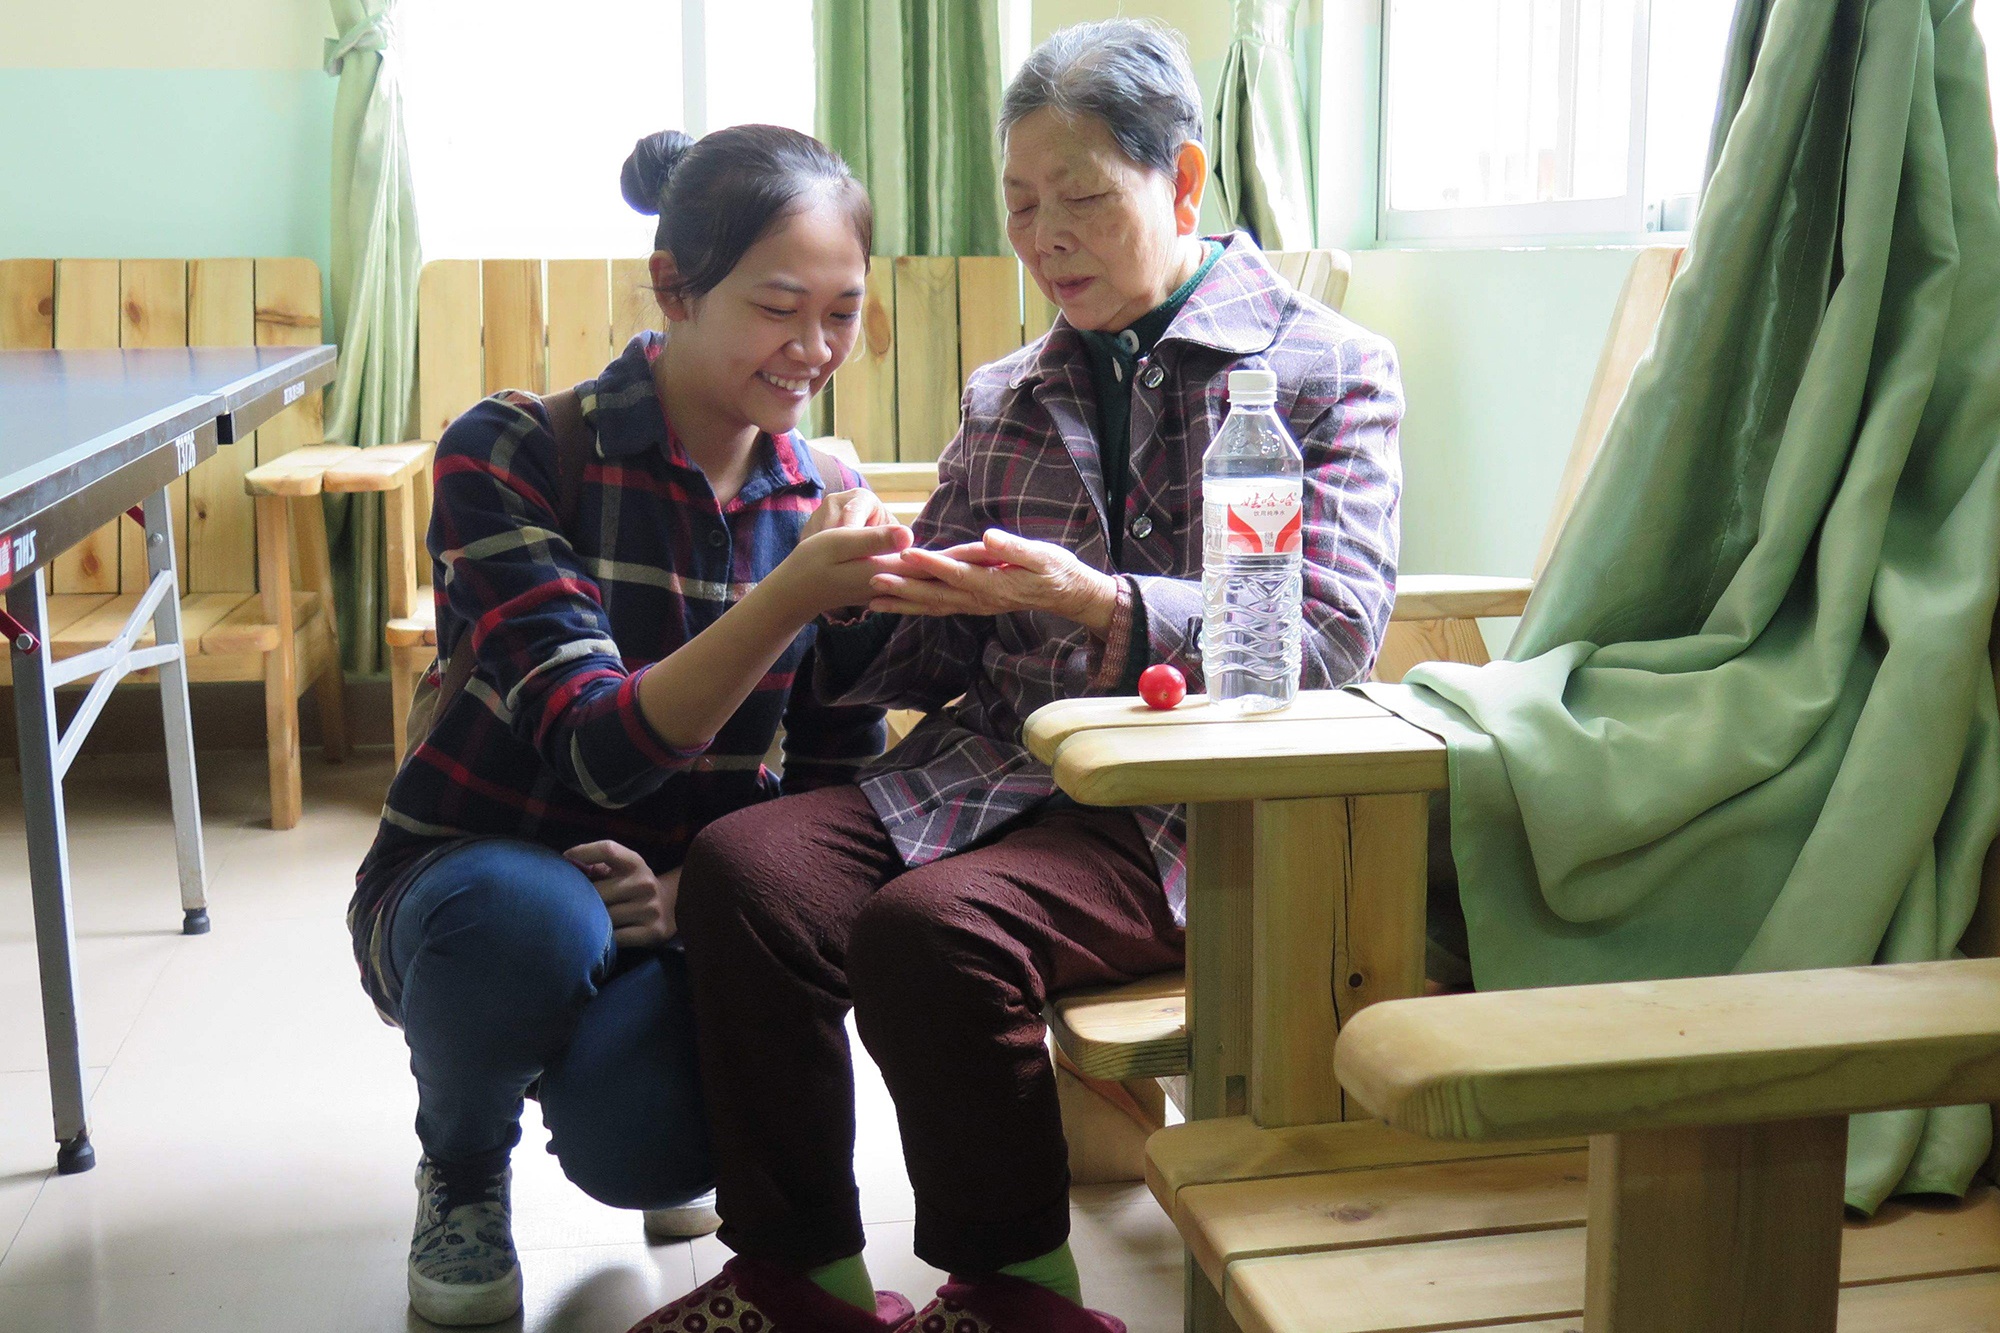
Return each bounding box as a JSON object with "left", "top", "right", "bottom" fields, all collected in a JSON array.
[{"left": 630, "top": 18, "right": 1404, "bottom": 1333}]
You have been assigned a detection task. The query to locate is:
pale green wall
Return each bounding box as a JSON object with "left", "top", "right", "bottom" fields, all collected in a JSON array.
[
  {"left": 1344, "top": 247, "right": 1641, "bottom": 578},
  {"left": 0, "top": 0, "right": 335, "bottom": 273}
]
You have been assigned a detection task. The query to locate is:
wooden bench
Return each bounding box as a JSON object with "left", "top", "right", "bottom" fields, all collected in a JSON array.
[
  {"left": 1141, "top": 958, "right": 2000, "bottom": 1333},
  {"left": 0, "top": 258, "right": 350, "bottom": 828}
]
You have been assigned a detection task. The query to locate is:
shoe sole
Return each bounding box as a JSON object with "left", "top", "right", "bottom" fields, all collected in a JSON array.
[
  {"left": 643, "top": 1203, "right": 722, "bottom": 1241},
  {"left": 408, "top": 1264, "right": 523, "bottom": 1326}
]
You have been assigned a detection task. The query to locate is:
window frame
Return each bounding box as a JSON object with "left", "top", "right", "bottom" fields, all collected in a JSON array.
[{"left": 1376, "top": 0, "right": 1656, "bottom": 246}]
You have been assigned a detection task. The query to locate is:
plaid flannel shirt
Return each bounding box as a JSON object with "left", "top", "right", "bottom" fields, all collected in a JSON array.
[
  {"left": 823, "top": 235, "right": 1403, "bottom": 922},
  {"left": 350, "top": 332, "right": 882, "bottom": 1008}
]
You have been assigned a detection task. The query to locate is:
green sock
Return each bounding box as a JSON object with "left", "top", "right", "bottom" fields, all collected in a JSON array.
[
  {"left": 807, "top": 1253, "right": 877, "bottom": 1312},
  {"left": 1000, "top": 1242, "right": 1083, "bottom": 1306}
]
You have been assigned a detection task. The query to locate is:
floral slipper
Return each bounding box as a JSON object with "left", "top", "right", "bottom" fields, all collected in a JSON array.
[
  {"left": 907, "top": 1274, "right": 1126, "bottom": 1332},
  {"left": 625, "top": 1256, "right": 914, "bottom": 1333}
]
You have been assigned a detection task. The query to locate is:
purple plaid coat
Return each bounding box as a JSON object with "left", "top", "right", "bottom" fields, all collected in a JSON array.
[{"left": 825, "top": 235, "right": 1403, "bottom": 921}]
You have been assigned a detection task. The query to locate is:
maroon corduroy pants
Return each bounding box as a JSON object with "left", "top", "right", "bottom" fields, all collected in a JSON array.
[{"left": 676, "top": 783, "right": 1184, "bottom": 1276}]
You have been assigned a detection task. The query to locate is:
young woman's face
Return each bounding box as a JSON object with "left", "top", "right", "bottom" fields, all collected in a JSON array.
[
  {"left": 1003, "top": 108, "right": 1203, "bottom": 333},
  {"left": 657, "top": 198, "right": 869, "bottom": 438}
]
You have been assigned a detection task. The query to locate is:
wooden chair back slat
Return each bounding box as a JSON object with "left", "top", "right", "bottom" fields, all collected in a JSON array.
[
  {"left": 480, "top": 259, "right": 545, "bottom": 398},
  {"left": 609, "top": 257, "right": 660, "bottom": 351},
  {"left": 417, "top": 260, "right": 484, "bottom": 444},
  {"left": 834, "top": 263, "right": 899, "bottom": 462},
  {"left": 119, "top": 259, "right": 191, "bottom": 585},
  {"left": 893, "top": 256, "right": 962, "bottom": 463},
  {"left": 0, "top": 259, "right": 55, "bottom": 350},
  {"left": 186, "top": 258, "right": 259, "bottom": 594},
  {"left": 956, "top": 255, "right": 1026, "bottom": 399},
  {"left": 546, "top": 259, "right": 612, "bottom": 394},
  {"left": 51, "top": 260, "right": 123, "bottom": 594},
  {"left": 252, "top": 259, "right": 327, "bottom": 470}
]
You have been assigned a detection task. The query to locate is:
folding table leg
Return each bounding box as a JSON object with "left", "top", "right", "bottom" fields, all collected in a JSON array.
[
  {"left": 8, "top": 573, "right": 94, "bottom": 1173},
  {"left": 143, "top": 486, "right": 209, "bottom": 932}
]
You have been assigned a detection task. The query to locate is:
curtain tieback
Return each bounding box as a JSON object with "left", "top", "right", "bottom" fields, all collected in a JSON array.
[{"left": 325, "top": 10, "right": 394, "bottom": 76}]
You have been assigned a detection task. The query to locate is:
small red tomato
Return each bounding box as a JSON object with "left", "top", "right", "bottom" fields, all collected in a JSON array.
[{"left": 1138, "top": 663, "right": 1187, "bottom": 711}]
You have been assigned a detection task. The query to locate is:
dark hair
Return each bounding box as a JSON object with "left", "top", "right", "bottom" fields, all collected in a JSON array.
[
  {"left": 1000, "top": 19, "right": 1204, "bottom": 177},
  {"left": 621, "top": 125, "right": 873, "bottom": 300}
]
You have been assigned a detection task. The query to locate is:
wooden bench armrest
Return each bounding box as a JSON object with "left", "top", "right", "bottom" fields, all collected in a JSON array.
[
  {"left": 1335, "top": 958, "right": 2000, "bottom": 1143},
  {"left": 856, "top": 461, "right": 941, "bottom": 499},
  {"left": 1390, "top": 573, "right": 1535, "bottom": 621},
  {"left": 322, "top": 441, "right": 434, "bottom": 493},
  {"left": 243, "top": 444, "right": 364, "bottom": 497},
  {"left": 1024, "top": 687, "right": 1446, "bottom": 807}
]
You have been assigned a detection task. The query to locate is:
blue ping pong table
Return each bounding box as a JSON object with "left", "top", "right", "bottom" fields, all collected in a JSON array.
[{"left": 0, "top": 345, "right": 337, "bottom": 1173}]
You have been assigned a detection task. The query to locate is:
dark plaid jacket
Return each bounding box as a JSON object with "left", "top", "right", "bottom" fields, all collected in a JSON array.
[
  {"left": 824, "top": 235, "right": 1404, "bottom": 922},
  {"left": 350, "top": 332, "right": 882, "bottom": 1007}
]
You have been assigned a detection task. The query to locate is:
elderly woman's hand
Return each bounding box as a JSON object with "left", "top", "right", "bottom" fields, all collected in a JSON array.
[{"left": 869, "top": 529, "right": 1119, "bottom": 636}]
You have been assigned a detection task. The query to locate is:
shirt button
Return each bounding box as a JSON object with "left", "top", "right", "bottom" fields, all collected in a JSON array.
[
  {"left": 1141, "top": 365, "right": 1165, "bottom": 389},
  {"left": 1129, "top": 515, "right": 1154, "bottom": 541},
  {"left": 708, "top": 529, "right": 727, "bottom": 549}
]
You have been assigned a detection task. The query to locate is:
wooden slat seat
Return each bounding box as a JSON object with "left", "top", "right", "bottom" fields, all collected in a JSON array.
[
  {"left": 1212, "top": 1187, "right": 2000, "bottom": 1333},
  {"left": 1048, "top": 972, "right": 1187, "bottom": 1081},
  {"left": 1146, "top": 1110, "right": 2000, "bottom": 1333}
]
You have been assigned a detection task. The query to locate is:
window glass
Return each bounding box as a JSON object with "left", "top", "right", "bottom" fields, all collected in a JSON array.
[{"left": 1384, "top": 0, "right": 1640, "bottom": 213}]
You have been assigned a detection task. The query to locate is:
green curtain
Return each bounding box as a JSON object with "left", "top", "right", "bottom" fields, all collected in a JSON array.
[
  {"left": 814, "top": 0, "right": 1006, "bottom": 257},
  {"left": 323, "top": 0, "right": 420, "bottom": 676},
  {"left": 1213, "top": 0, "right": 1317, "bottom": 249},
  {"left": 1385, "top": 0, "right": 2000, "bottom": 1213}
]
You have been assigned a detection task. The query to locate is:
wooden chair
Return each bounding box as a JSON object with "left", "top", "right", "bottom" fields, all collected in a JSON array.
[
  {"left": 1038, "top": 250, "right": 1690, "bottom": 1158},
  {"left": 0, "top": 258, "right": 350, "bottom": 829}
]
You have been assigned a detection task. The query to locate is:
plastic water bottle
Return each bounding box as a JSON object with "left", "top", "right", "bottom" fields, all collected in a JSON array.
[{"left": 1202, "top": 369, "right": 1303, "bottom": 712}]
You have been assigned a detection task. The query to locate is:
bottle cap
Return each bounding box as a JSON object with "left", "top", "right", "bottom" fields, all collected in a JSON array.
[{"left": 1227, "top": 369, "right": 1277, "bottom": 405}]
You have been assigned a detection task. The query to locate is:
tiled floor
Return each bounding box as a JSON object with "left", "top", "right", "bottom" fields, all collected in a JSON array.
[{"left": 0, "top": 748, "right": 1184, "bottom": 1332}]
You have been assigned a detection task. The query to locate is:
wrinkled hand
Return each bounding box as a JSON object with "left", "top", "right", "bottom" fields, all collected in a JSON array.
[
  {"left": 565, "top": 840, "right": 681, "bottom": 949},
  {"left": 771, "top": 522, "right": 914, "bottom": 621},
  {"left": 868, "top": 528, "right": 1118, "bottom": 636},
  {"left": 801, "top": 488, "right": 898, "bottom": 540}
]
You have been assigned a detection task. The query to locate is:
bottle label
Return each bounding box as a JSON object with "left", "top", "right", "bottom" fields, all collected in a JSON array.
[{"left": 1205, "top": 480, "right": 1303, "bottom": 555}]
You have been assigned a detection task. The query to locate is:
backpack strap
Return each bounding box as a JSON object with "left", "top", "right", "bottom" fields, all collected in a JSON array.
[
  {"left": 803, "top": 441, "right": 853, "bottom": 496},
  {"left": 412, "top": 387, "right": 595, "bottom": 751}
]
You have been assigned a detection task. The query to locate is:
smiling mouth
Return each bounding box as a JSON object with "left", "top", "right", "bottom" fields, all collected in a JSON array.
[{"left": 758, "top": 371, "right": 812, "bottom": 395}]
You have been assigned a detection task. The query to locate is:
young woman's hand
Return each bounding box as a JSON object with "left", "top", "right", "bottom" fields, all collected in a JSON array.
[
  {"left": 801, "top": 488, "right": 898, "bottom": 539},
  {"left": 768, "top": 522, "right": 914, "bottom": 620},
  {"left": 866, "top": 528, "right": 1119, "bottom": 636},
  {"left": 565, "top": 840, "right": 682, "bottom": 948}
]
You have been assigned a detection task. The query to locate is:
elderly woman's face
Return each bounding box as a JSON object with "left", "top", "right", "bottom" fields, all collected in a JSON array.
[{"left": 1003, "top": 108, "right": 1201, "bottom": 333}]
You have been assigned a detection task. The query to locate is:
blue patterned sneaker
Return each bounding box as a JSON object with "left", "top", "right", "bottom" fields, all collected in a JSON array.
[{"left": 407, "top": 1157, "right": 523, "bottom": 1326}]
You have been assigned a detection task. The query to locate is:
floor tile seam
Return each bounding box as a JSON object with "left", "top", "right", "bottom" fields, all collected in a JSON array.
[
  {"left": 92, "top": 930, "right": 191, "bottom": 1074},
  {"left": 0, "top": 1171, "right": 52, "bottom": 1277}
]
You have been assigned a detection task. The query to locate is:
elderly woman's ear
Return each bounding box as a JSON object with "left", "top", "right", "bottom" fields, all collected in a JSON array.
[{"left": 1173, "top": 140, "right": 1208, "bottom": 236}]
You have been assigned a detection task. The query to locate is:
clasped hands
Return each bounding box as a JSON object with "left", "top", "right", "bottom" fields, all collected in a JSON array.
[{"left": 800, "top": 488, "right": 1118, "bottom": 636}]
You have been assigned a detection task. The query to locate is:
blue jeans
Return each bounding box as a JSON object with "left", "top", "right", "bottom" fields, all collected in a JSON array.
[{"left": 385, "top": 838, "right": 712, "bottom": 1209}]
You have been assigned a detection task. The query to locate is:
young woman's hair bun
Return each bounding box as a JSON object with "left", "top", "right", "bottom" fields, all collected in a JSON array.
[{"left": 620, "top": 130, "right": 697, "bottom": 216}]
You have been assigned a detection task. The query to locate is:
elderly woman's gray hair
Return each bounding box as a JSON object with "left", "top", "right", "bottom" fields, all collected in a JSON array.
[{"left": 998, "top": 19, "right": 1204, "bottom": 177}]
